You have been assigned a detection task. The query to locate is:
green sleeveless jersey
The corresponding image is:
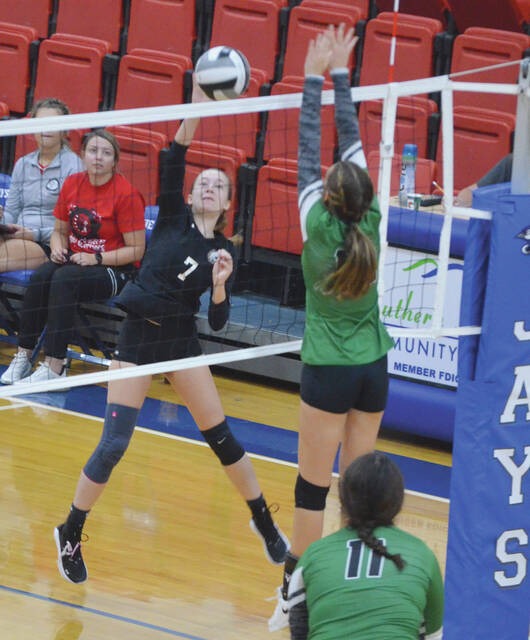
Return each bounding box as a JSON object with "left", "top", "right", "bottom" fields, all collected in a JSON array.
[
  {"left": 300, "top": 196, "right": 393, "bottom": 365},
  {"left": 290, "top": 525, "right": 444, "bottom": 640}
]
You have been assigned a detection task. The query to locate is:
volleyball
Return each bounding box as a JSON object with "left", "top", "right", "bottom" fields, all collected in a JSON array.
[{"left": 194, "top": 46, "right": 250, "bottom": 100}]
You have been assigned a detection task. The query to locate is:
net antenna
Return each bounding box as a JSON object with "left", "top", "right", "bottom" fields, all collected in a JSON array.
[{"left": 511, "top": 58, "right": 530, "bottom": 195}]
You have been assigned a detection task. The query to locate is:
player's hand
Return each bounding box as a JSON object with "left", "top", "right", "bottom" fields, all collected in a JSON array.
[
  {"left": 304, "top": 29, "right": 333, "bottom": 77},
  {"left": 51, "top": 246, "right": 69, "bottom": 264},
  {"left": 69, "top": 252, "right": 98, "bottom": 266},
  {"left": 212, "top": 248, "right": 233, "bottom": 286},
  {"left": 191, "top": 73, "right": 212, "bottom": 104},
  {"left": 328, "top": 23, "right": 357, "bottom": 70}
]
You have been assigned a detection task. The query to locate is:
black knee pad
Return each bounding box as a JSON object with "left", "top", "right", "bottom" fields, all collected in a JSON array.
[
  {"left": 295, "top": 474, "right": 330, "bottom": 511},
  {"left": 201, "top": 420, "right": 245, "bottom": 466},
  {"left": 84, "top": 435, "right": 130, "bottom": 483},
  {"left": 84, "top": 403, "right": 139, "bottom": 483}
]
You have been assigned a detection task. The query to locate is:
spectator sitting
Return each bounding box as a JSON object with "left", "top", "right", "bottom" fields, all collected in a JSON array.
[
  {"left": 0, "top": 129, "right": 146, "bottom": 386},
  {"left": 454, "top": 153, "right": 513, "bottom": 207},
  {"left": 1, "top": 98, "right": 84, "bottom": 271},
  {"left": 288, "top": 452, "right": 444, "bottom": 640}
]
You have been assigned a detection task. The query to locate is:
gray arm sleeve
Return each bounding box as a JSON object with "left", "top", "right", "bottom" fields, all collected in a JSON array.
[
  {"left": 332, "top": 69, "right": 366, "bottom": 168},
  {"left": 3, "top": 162, "right": 22, "bottom": 224},
  {"left": 477, "top": 154, "right": 513, "bottom": 187},
  {"left": 298, "top": 75, "right": 325, "bottom": 198}
]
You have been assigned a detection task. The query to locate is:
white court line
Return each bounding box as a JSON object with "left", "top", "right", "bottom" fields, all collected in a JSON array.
[
  {"left": 0, "top": 401, "right": 26, "bottom": 411},
  {"left": 8, "top": 396, "right": 450, "bottom": 504}
]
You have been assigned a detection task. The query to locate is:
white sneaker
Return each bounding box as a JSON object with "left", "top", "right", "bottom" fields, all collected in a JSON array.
[
  {"left": 268, "top": 586, "right": 289, "bottom": 632},
  {"left": 1, "top": 351, "right": 32, "bottom": 384},
  {"left": 20, "top": 361, "right": 67, "bottom": 388}
]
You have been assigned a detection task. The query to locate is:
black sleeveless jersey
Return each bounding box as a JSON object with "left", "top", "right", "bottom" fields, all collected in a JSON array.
[{"left": 116, "top": 142, "right": 235, "bottom": 330}]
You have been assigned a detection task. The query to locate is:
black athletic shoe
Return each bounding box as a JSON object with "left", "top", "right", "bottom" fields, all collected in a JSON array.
[
  {"left": 54, "top": 524, "right": 88, "bottom": 584},
  {"left": 250, "top": 508, "right": 290, "bottom": 565}
]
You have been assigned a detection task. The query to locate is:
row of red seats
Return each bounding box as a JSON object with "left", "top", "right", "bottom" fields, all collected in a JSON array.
[
  {"left": 1, "top": 12, "right": 526, "bottom": 172},
  {"left": 2, "top": 0, "right": 529, "bottom": 53},
  {"left": 1, "top": 0, "right": 528, "bottom": 117},
  {"left": 0, "top": 2, "right": 527, "bottom": 264}
]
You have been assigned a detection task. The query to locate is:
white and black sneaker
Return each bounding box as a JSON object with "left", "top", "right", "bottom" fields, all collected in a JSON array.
[
  {"left": 268, "top": 586, "right": 289, "bottom": 632},
  {"left": 22, "top": 361, "right": 67, "bottom": 387},
  {"left": 54, "top": 524, "right": 88, "bottom": 584},
  {"left": 0, "top": 351, "right": 32, "bottom": 384},
  {"left": 250, "top": 512, "right": 290, "bottom": 565}
]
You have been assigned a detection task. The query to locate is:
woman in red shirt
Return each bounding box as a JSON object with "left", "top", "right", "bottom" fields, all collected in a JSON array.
[{"left": 1, "top": 130, "right": 146, "bottom": 385}]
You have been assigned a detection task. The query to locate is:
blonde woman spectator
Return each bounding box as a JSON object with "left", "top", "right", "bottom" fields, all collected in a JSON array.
[{"left": 1, "top": 98, "right": 83, "bottom": 272}]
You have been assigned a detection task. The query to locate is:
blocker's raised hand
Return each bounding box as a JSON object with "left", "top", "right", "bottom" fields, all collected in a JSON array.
[
  {"left": 304, "top": 29, "right": 333, "bottom": 77},
  {"left": 328, "top": 23, "right": 358, "bottom": 71}
]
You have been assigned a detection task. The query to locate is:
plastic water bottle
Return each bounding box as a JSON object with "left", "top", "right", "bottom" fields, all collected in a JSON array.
[{"left": 399, "top": 144, "right": 418, "bottom": 208}]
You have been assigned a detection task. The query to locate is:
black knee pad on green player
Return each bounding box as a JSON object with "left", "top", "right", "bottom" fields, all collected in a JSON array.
[
  {"left": 84, "top": 403, "right": 139, "bottom": 483},
  {"left": 201, "top": 420, "right": 245, "bottom": 466},
  {"left": 295, "top": 474, "right": 330, "bottom": 511}
]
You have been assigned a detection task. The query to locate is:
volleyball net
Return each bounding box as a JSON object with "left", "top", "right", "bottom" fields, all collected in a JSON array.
[{"left": 0, "top": 59, "right": 526, "bottom": 399}]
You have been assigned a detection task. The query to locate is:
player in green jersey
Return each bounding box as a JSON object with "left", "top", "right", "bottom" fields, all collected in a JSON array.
[
  {"left": 288, "top": 452, "right": 444, "bottom": 640},
  {"left": 269, "top": 25, "right": 394, "bottom": 631}
]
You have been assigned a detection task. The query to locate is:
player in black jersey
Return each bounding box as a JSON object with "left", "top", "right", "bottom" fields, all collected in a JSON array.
[{"left": 53, "top": 80, "right": 289, "bottom": 585}]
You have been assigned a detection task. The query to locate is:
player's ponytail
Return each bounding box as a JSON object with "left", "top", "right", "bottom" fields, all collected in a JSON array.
[
  {"left": 320, "top": 161, "right": 377, "bottom": 300},
  {"left": 339, "top": 452, "right": 406, "bottom": 571}
]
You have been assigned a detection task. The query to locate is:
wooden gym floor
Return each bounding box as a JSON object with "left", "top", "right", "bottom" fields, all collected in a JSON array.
[{"left": 0, "top": 351, "right": 450, "bottom": 639}]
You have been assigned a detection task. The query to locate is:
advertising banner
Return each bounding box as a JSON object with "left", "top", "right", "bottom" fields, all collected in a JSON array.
[{"left": 382, "top": 246, "right": 463, "bottom": 387}]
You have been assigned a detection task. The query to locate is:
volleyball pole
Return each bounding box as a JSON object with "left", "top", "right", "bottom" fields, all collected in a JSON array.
[{"left": 444, "top": 61, "right": 530, "bottom": 639}]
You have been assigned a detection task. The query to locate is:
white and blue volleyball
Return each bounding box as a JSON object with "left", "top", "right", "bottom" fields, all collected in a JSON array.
[{"left": 195, "top": 46, "right": 250, "bottom": 100}]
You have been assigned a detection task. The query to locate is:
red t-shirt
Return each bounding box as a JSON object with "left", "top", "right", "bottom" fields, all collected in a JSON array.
[{"left": 54, "top": 172, "right": 145, "bottom": 257}]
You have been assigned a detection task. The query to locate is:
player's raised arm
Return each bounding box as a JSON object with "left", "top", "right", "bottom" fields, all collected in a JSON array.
[
  {"left": 157, "top": 80, "right": 211, "bottom": 224},
  {"left": 298, "top": 30, "right": 332, "bottom": 239},
  {"left": 329, "top": 24, "right": 366, "bottom": 168}
]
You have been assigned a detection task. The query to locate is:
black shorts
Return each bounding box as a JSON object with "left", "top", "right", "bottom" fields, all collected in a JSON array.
[
  {"left": 37, "top": 242, "right": 51, "bottom": 258},
  {"left": 300, "top": 356, "right": 389, "bottom": 414},
  {"left": 114, "top": 313, "right": 202, "bottom": 366}
]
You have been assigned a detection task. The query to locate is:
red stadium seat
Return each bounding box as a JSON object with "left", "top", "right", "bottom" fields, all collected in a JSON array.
[
  {"left": 2, "top": 0, "right": 55, "bottom": 39},
  {"left": 360, "top": 13, "right": 444, "bottom": 85},
  {"left": 114, "top": 49, "right": 192, "bottom": 140},
  {"left": 56, "top": 0, "right": 124, "bottom": 53},
  {"left": 436, "top": 106, "right": 516, "bottom": 191},
  {"left": 446, "top": 0, "right": 529, "bottom": 33},
  {"left": 185, "top": 142, "right": 246, "bottom": 235},
  {"left": 280, "top": 4, "right": 360, "bottom": 80},
  {"left": 127, "top": 0, "right": 198, "bottom": 58},
  {"left": 301, "top": 0, "right": 370, "bottom": 20},
  {"left": 0, "top": 23, "right": 39, "bottom": 113},
  {"left": 110, "top": 126, "right": 167, "bottom": 206},
  {"left": 208, "top": 0, "right": 288, "bottom": 82},
  {"left": 359, "top": 97, "right": 438, "bottom": 159},
  {"left": 193, "top": 69, "right": 267, "bottom": 160},
  {"left": 263, "top": 76, "right": 335, "bottom": 165},
  {"left": 367, "top": 150, "right": 437, "bottom": 196},
  {"left": 451, "top": 29, "right": 530, "bottom": 115},
  {"left": 33, "top": 34, "right": 114, "bottom": 113},
  {"left": 374, "top": 0, "right": 451, "bottom": 28},
  {"left": 252, "top": 158, "right": 302, "bottom": 254}
]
